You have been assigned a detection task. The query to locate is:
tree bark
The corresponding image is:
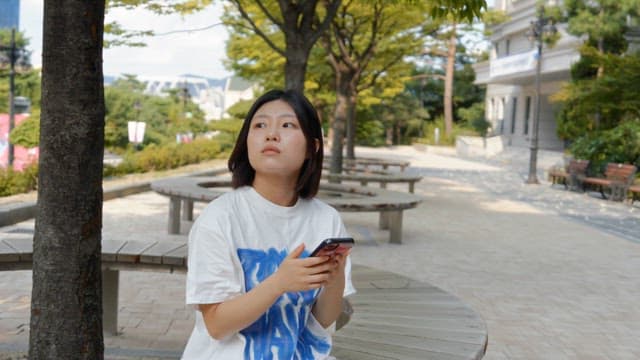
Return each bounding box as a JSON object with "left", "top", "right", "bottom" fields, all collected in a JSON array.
[
  {"left": 342, "top": 73, "right": 358, "bottom": 160},
  {"left": 330, "top": 80, "right": 350, "bottom": 176},
  {"left": 443, "top": 22, "right": 457, "bottom": 137},
  {"left": 29, "top": 1, "right": 106, "bottom": 359},
  {"left": 345, "top": 93, "right": 357, "bottom": 159},
  {"left": 284, "top": 46, "right": 309, "bottom": 93}
]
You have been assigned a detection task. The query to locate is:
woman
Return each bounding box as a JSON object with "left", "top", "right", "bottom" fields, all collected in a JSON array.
[{"left": 182, "top": 89, "right": 355, "bottom": 359}]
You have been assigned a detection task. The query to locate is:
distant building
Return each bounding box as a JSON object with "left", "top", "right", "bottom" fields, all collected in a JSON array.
[
  {"left": 135, "top": 74, "right": 257, "bottom": 121},
  {"left": 0, "top": 0, "right": 20, "bottom": 30},
  {"left": 473, "top": 0, "right": 582, "bottom": 151}
]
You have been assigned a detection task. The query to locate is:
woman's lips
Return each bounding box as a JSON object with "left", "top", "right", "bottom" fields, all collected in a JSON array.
[{"left": 262, "top": 146, "right": 280, "bottom": 154}]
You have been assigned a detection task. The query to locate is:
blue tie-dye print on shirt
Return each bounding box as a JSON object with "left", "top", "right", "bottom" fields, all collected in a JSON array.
[{"left": 237, "top": 248, "right": 331, "bottom": 359}]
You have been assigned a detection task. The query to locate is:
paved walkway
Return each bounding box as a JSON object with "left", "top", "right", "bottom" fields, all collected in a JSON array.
[{"left": 1, "top": 146, "right": 640, "bottom": 359}]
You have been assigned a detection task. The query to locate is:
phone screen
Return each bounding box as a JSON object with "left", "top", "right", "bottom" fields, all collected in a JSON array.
[{"left": 310, "top": 237, "right": 354, "bottom": 257}]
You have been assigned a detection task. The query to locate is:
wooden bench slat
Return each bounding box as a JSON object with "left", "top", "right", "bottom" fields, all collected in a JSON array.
[
  {"left": 332, "top": 336, "right": 468, "bottom": 360},
  {"left": 337, "top": 327, "right": 485, "bottom": 357},
  {"left": 0, "top": 240, "right": 21, "bottom": 263},
  {"left": 344, "top": 322, "right": 486, "bottom": 344},
  {"left": 102, "top": 239, "right": 127, "bottom": 262},
  {"left": 116, "top": 240, "right": 158, "bottom": 263},
  {"left": 140, "top": 242, "right": 187, "bottom": 265},
  {"left": 3, "top": 236, "right": 33, "bottom": 262},
  {"left": 162, "top": 245, "right": 188, "bottom": 266}
]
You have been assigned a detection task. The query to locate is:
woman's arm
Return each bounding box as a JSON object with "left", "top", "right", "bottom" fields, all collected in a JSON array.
[
  {"left": 311, "top": 252, "right": 349, "bottom": 328},
  {"left": 200, "top": 244, "right": 335, "bottom": 340}
]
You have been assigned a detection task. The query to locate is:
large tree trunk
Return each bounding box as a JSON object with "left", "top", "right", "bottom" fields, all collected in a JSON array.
[
  {"left": 443, "top": 23, "right": 457, "bottom": 137},
  {"left": 284, "top": 47, "right": 309, "bottom": 93},
  {"left": 29, "top": 1, "right": 106, "bottom": 359},
  {"left": 330, "top": 80, "right": 350, "bottom": 176},
  {"left": 343, "top": 74, "right": 358, "bottom": 160}
]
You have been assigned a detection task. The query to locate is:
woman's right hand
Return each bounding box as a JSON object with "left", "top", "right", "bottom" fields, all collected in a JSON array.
[{"left": 271, "top": 244, "right": 336, "bottom": 293}]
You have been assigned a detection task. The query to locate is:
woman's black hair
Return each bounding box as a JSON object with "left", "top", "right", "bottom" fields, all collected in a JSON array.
[{"left": 227, "top": 89, "right": 324, "bottom": 199}]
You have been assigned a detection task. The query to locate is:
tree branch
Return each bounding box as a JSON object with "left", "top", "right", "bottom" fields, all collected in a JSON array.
[{"left": 228, "top": 0, "right": 286, "bottom": 57}]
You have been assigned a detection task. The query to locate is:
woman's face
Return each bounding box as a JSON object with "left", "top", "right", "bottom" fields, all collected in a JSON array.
[{"left": 247, "top": 99, "right": 310, "bottom": 180}]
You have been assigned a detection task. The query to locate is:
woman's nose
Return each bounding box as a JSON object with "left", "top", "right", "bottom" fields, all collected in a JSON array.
[{"left": 266, "top": 129, "right": 279, "bottom": 141}]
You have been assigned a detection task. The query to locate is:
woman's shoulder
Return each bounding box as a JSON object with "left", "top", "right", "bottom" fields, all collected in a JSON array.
[
  {"left": 305, "top": 196, "right": 340, "bottom": 217},
  {"left": 199, "top": 187, "right": 249, "bottom": 219}
]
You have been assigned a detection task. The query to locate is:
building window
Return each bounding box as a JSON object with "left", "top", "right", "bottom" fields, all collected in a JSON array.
[
  {"left": 524, "top": 96, "right": 531, "bottom": 135},
  {"left": 506, "top": 39, "right": 511, "bottom": 55},
  {"left": 510, "top": 97, "right": 518, "bottom": 134}
]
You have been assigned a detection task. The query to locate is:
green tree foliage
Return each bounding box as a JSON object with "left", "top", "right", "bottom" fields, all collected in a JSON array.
[
  {"left": 569, "top": 121, "right": 640, "bottom": 174},
  {"left": 554, "top": 49, "right": 640, "bottom": 139},
  {"left": 104, "top": 75, "right": 208, "bottom": 151},
  {"left": 223, "top": 0, "right": 341, "bottom": 92},
  {"left": 363, "top": 91, "right": 429, "bottom": 145},
  {"left": 0, "top": 29, "right": 39, "bottom": 114},
  {"left": 406, "top": 63, "right": 484, "bottom": 123},
  {"left": 324, "top": 0, "right": 429, "bottom": 164},
  {"left": 562, "top": 0, "right": 640, "bottom": 81},
  {"left": 9, "top": 109, "right": 40, "bottom": 148},
  {"left": 564, "top": 0, "right": 638, "bottom": 54}
]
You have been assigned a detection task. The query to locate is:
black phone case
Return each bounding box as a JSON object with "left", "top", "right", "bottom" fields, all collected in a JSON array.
[{"left": 310, "top": 237, "right": 354, "bottom": 256}]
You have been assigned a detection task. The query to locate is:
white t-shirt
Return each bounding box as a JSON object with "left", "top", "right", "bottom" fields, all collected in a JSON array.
[{"left": 182, "top": 186, "right": 356, "bottom": 360}]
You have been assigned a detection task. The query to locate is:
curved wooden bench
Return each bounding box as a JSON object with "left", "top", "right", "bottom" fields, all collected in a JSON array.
[
  {"left": 0, "top": 236, "right": 488, "bottom": 359},
  {"left": 323, "top": 172, "right": 423, "bottom": 193},
  {"left": 151, "top": 176, "right": 423, "bottom": 244},
  {"left": 344, "top": 157, "right": 411, "bottom": 172},
  {"left": 0, "top": 234, "right": 187, "bottom": 335},
  {"left": 335, "top": 265, "right": 488, "bottom": 360}
]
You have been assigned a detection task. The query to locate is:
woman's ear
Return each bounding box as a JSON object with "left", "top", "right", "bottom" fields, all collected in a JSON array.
[{"left": 314, "top": 138, "right": 320, "bottom": 153}]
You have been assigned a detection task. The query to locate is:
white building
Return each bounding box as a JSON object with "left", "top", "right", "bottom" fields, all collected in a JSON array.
[
  {"left": 473, "top": 0, "right": 582, "bottom": 150},
  {"left": 138, "top": 74, "right": 256, "bottom": 121}
]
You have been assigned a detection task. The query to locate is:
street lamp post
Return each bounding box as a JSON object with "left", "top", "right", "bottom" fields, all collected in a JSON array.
[
  {"left": 526, "top": 6, "right": 556, "bottom": 184},
  {"left": 2, "top": 29, "right": 18, "bottom": 167}
]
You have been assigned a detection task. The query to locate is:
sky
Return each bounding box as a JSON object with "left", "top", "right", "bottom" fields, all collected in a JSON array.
[{"left": 19, "top": 0, "right": 233, "bottom": 80}]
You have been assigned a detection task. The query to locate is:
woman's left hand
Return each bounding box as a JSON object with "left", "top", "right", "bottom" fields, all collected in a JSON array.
[{"left": 321, "top": 250, "right": 350, "bottom": 290}]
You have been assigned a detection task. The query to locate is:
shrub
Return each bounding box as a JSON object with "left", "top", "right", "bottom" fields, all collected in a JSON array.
[
  {"left": 569, "top": 121, "right": 640, "bottom": 175},
  {"left": 0, "top": 164, "right": 38, "bottom": 196}
]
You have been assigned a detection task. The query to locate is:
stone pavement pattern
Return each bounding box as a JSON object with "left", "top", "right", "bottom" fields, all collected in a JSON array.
[{"left": 1, "top": 146, "right": 640, "bottom": 359}]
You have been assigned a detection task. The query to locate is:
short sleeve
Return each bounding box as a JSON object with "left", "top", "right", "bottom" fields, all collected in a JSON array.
[{"left": 185, "top": 219, "right": 244, "bottom": 306}]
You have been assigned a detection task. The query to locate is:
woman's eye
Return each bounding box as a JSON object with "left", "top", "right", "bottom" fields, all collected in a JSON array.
[
  {"left": 283, "top": 122, "right": 297, "bottom": 128},
  {"left": 254, "top": 122, "right": 266, "bottom": 128}
]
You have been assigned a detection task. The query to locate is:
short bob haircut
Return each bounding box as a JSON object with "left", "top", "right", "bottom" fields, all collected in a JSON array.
[{"left": 228, "top": 89, "right": 324, "bottom": 199}]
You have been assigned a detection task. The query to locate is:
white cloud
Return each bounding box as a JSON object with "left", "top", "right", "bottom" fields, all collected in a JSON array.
[{"left": 19, "top": 0, "right": 232, "bottom": 79}]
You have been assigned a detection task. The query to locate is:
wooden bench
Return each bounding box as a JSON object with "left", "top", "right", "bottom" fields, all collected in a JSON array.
[
  {"left": 323, "top": 172, "right": 423, "bottom": 193},
  {"left": 548, "top": 159, "right": 589, "bottom": 191},
  {"left": 333, "top": 265, "right": 487, "bottom": 360},
  {"left": 342, "top": 157, "right": 411, "bottom": 172},
  {"left": 0, "top": 234, "right": 187, "bottom": 335},
  {"left": 151, "top": 176, "right": 422, "bottom": 244},
  {"left": 582, "top": 163, "right": 637, "bottom": 201},
  {"left": 0, "top": 236, "right": 488, "bottom": 359}
]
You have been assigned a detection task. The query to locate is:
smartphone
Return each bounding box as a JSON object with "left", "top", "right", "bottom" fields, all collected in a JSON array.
[{"left": 310, "top": 237, "right": 354, "bottom": 257}]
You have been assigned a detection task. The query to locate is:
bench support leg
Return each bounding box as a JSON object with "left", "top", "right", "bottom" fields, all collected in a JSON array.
[
  {"left": 387, "top": 211, "right": 403, "bottom": 244},
  {"left": 182, "top": 200, "right": 194, "bottom": 221},
  {"left": 103, "top": 268, "right": 119, "bottom": 336},
  {"left": 168, "top": 196, "right": 181, "bottom": 234},
  {"left": 379, "top": 212, "right": 389, "bottom": 230},
  {"left": 409, "top": 183, "right": 415, "bottom": 193}
]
